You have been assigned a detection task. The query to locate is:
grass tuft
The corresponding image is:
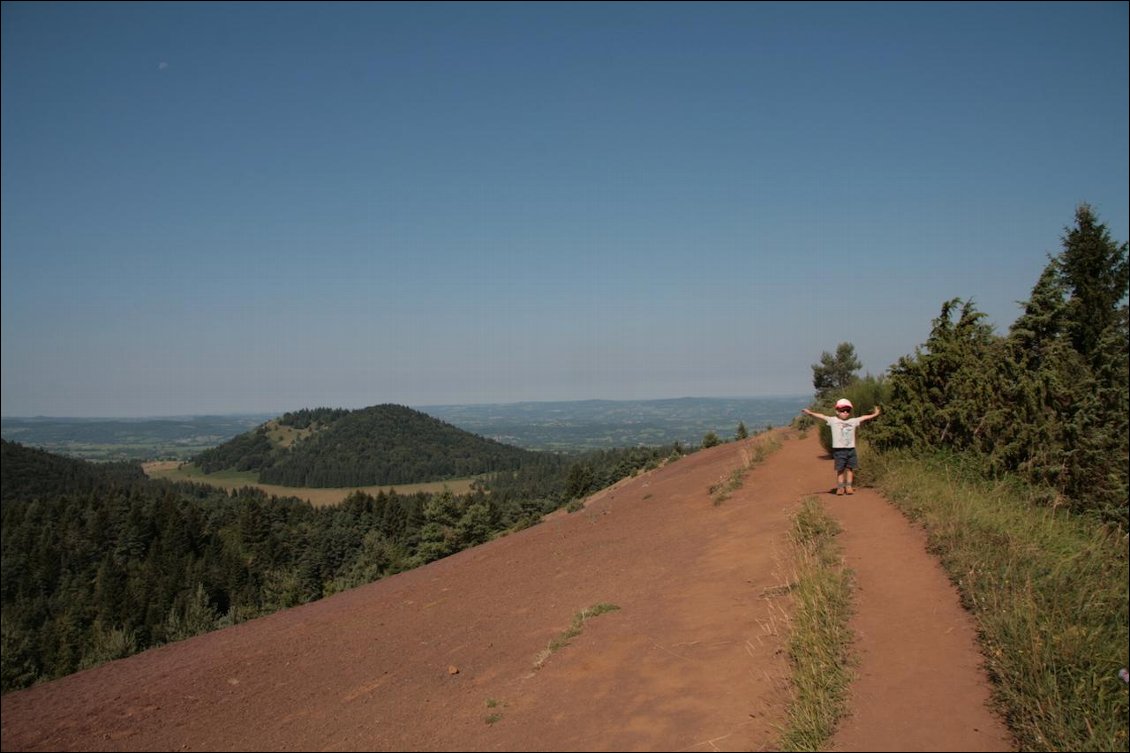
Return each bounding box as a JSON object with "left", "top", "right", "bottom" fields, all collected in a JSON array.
[
  {"left": 533, "top": 603, "right": 621, "bottom": 670},
  {"left": 711, "top": 433, "right": 782, "bottom": 505},
  {"left": 483, "top": 697, "right": 504, "bottom": 725},
  {"left": 777, "top": 496, "right": 855, "bottom": 751}
]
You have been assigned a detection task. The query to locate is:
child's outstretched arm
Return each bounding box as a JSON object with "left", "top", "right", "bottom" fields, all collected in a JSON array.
[
  {"left": 858, "top": 405, "right": 882, "bottom": 423},
  {"left": 801, "top": 408, "right": 829, "bottom": 420}
]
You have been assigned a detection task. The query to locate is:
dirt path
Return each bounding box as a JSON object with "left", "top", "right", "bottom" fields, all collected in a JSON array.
[
  {"left": 825, "top": 473, "right": 1013, "bottom": 751},
  {"left": 1, "top": 431, "right": 1012, "bottom": 752}
]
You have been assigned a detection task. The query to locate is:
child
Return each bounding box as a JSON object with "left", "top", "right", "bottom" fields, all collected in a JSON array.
[{"left": 801, "top": 399, "right": 881, "bottom": 495}]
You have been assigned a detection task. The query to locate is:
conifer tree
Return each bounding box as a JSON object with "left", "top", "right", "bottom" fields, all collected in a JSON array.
[
  {"left": 871, "top": 206, "right": 1127, "bottom": 527},
  {"left": 811, "top": 342, "right": 862, "bottom": 399},
  {"left": 1057, "top": 204, "right": 1130, "bottom": 363},
  {"left": 1009, "top": 263, "right": 1068, "bottom": 363}
]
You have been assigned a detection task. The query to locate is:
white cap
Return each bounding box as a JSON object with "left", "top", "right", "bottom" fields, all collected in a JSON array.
[{"left": 835, "top": 398, "right": 853, "bottom": 410}]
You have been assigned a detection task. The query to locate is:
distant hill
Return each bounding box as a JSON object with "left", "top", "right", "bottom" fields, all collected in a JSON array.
[
  {"left": 193, "top": 404, "right": 539, "bottom": 487},
  {"left": 420, "top": 395, "right": 810, "bottom": 451},
  {"left": 0, "top": 397, "right": 810, "bottom": 460}
]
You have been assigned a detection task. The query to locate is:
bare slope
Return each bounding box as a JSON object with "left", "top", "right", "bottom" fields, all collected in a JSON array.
[{"left": 0, "top": 431, "right": 1012, "bottom": 752}]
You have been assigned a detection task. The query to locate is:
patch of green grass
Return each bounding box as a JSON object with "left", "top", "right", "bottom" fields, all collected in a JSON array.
[
  {"left": 533, "top": 603, "right": 621, "bottom": 670},
  {"left": 873, "top": 450, "right": 1129, "bottom": 752},
  {"left": 710, "top": 467, "right": 746, "bottom": 505},
  {"left": 484, "top": 697, "right": 504, "bottom": 725},
  {"left": 778, "top": 496, "right": 855, "bottom": 752}
]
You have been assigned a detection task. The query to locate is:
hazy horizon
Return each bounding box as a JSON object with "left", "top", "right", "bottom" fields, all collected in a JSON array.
[
  {"left": 3, "top": 3, "right": 1127, "bottom": 417},
  {"left": 1, "top": 392, "right": 812, "bottom": 421}
]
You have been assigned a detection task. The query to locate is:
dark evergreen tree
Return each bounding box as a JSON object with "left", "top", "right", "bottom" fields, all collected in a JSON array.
[
  {"left": 871, "top": 298, "right": 998, "bottom": 452},
  {"left": 564, "top": 463, "right": 595, "bottom": 499},
  {"left": 1057, "top": 204, "right": 1130, "bottom": 363}
]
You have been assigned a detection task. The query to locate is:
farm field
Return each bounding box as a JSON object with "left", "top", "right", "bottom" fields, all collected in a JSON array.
[
  {"left": 0, "top": 415, "right": 272, "bottom": 461},
  {"left": 142, "top": 461, "right": 475, "bottom": 507}
]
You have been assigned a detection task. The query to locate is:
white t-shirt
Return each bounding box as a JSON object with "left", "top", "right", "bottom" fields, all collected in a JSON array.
[{"left": 823, "top": 416, "right": 863, "bottom": 449}]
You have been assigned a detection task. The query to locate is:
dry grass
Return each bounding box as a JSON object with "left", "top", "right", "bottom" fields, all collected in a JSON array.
[
  {"left": 142, "top": 461, "right": 476, "bottom": 507},
  {"left": 710, "top": 432, "right": 783, "bottom": 505},
  {"left": 533, "top": 603, "right": 621, "bottom": 670},
  {"left": 777, "top": 496, "right": 855, "bottom": 751},
  {"left": 263, "top": 419, "right": 318, "bottom": 449}
]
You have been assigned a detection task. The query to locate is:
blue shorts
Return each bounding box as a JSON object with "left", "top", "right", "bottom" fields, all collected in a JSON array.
[{"left": 832, "top": 448, "right": 858, "bottom": 472}]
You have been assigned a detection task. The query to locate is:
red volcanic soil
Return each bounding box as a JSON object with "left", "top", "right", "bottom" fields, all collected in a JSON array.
[{"left": 1, "top": 430, "right": 1013, "bottom": 752}]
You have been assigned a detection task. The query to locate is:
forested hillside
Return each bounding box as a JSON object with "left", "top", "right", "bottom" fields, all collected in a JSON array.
[
  {"left": 0, "top": 437, "right": 681, "bottom": 693},
  {"left": 194, "top": 404, "right": 538, "bottom": 487},
  {"left": 0, "top": 440, "right": 146, "bottom": 498}
]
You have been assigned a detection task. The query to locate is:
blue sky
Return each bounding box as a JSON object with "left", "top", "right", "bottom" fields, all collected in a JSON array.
[{"left": 2, "top": 2, "right": 1127, "bottom": 417}]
